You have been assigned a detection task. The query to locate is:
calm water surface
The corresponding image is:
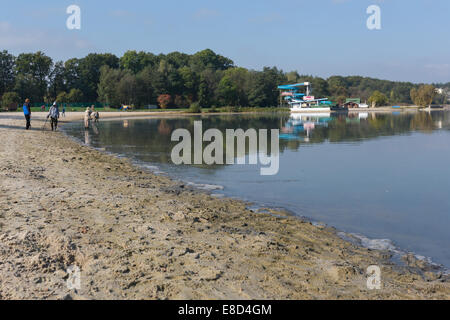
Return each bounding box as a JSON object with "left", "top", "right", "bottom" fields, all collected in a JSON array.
[{"left": 64, "top": 111, "right": 450, "bottom": 268}]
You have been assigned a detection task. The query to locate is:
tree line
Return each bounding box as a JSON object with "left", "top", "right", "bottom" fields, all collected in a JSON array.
[{"left": 0, "top": 49, "right": 448, "bottom": 110}]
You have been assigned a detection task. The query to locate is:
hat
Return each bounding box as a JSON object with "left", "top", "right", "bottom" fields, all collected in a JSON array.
[{"left": 53, "top": 102, "right": 57, "bottom": 106}]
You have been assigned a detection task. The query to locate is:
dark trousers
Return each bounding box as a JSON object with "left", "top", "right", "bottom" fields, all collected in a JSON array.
[
  {"left": 50, "top": 117, "right": 58, "bottom": 131},
  {"left": 25, "top": 114, "right": 31, "bottom": 130}
]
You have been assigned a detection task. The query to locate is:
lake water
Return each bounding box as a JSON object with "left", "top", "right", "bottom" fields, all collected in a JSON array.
[{"left": 64, "top": 111, "right": 450, "bottom": 269}]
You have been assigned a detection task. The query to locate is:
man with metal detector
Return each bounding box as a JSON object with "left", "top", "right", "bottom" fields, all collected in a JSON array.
[
  {"left": 46, "top": 102, "right": 60, "bottom": 131},
  {"left": 22, "top": 98, "right": 32, "bottom": 130}
]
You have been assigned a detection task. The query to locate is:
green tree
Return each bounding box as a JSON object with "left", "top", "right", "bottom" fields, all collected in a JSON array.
[
  {"left": 188, "top": 102, "right": 202, "bottom": 113},
  {"left": 13, "top": 74, "right": 38, "bottom": 103},
  {"left": 311, "top": 77, "right": 329, "bottom": 98},
  {"left": 0, "top": 50, "right": 16, "bottom": 97},
  {"left": 247, "top": 71, "right": 266, "bottom": 107},
  {"left": 198, "top": 77, "right": 211, "bottom": 108},
  {"left": 165, "top": 51, "right": 190, "bottom": 69},
  {"left": 56, "top": 91, "right": 68, "bottom": 103},
  {"left": 120, "top": 50, "right": 157, "bottom": 74},
  {"left": 199, "top": 68, "right": 222, "bottom": 106},
  {"left": 336, "top": 95, "right": 347, "bottom": 105},
  {"left": 223, "top": 67, "right": 249, "bottom": 106},
  {"left": 120, "top": 50, "right": 142, "bottom": 74},
  {"left": 328, "top": 76, "right": 348, "bottom": 98},
  {"left": 77, "top": 53, "right": 119, "bottom": 101},
  {"left": 15, "top": 51, "right": 53, "bottom": 102},
  {"left": 135, "top": 67, "right": 156, "bottom": 106},
  {"left": 167, "top": 68, "right": 183, "bottom": 96},
  {"left": 190, "top": 49, "right": 234, "bottom": 73},
  {"left": 368, "top": 90, "right": 388, "bottom": 107},
  {"left": 179, "top": 66, "right": 199, "bottom": 103},
  {"left": 218, "top": 75, "right": 238, "bottom": 106},
  {"left": 117, "top": 71, "right": 138, "bottom": 106},
  {"left": 247, "top": 67, "right": 286, "bottom": 107},
  {"left": 389, "top": 90, "right": 397, "bottom": 104},
  {"left": 1, "top": 91, "right": 21, "bottom": 111},
  {"left": 66, "top": 88, "right": 84, "bottom": 103},
  {"left": 48, "top": 61, "right": 66, "bottom": 101},
  {"left": 64, "top": 58, "right": 81, "bottom": 92},
  {"left": 410, "top": 85, "right": 436, "bottom": 109},
  {"left": 286, "top": 71, "right": 300, "bottom": 83},
  {"left": 97, "top": 65, "right": 123, "bottom": 106}
]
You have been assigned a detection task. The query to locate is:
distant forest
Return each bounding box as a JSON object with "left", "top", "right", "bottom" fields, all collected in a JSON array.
[{"left": 0, "top": 49, "right": 448, "bottom": 109}]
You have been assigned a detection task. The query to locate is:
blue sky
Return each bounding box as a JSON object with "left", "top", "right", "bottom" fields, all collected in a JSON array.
[{"left": 1, "top": 0, "right": 449, "bottom": 83}]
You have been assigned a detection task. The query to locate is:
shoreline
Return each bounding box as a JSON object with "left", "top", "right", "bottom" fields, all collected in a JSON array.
[
  {"left": 0, "top": 113, "right": 448, "bottom": 299},
  {"left": 3, "top": 105, "right": 447, "bottom": 120}
]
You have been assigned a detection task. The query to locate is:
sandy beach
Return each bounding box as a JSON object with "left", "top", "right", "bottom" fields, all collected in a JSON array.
[{"left": 0, "top": 112, "right": 448, "bottom": 300}]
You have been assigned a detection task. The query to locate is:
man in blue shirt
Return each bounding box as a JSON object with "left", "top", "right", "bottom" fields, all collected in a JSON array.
[{"left": 23, "top": 98, "right": 31, "bottom": 130}]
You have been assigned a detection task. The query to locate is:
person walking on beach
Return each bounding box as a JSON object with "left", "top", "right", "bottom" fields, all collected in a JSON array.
[
  {"left": 62, "top": 105, "right": 66, "bottom": 117},
  {"left": 84, "top": 107, "right": 91, "bottom": 129},
  {"left": 23, "top": 98, "right": 32, "bottom": 130},
  {"left": 47, "top": 102, "right": 60, "bottom": 131}
]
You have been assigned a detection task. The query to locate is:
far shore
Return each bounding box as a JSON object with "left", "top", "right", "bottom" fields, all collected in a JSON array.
[
  {"left": 2, "top": 104, "right": 447, "bottom": 122},
  {"left": 0, "top": 112, "right": 448, "bottom": 300}
]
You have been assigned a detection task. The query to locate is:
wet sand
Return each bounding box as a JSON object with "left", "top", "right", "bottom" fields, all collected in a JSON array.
[{"left": 0, "top": 112, "right": 448, "bottom": 300}]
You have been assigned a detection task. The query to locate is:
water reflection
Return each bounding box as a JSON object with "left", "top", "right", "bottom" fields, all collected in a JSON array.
[
  {"left": 158, "top": 120, "right": 172, "bottom": 136},
  {"left": 280, "top": 113, "right": 332, "bottom": 142},
  {"left": 278, "top": 111, "right": 450, "bottom": 148},
  {"left": 73, "top": 111, "right": 450, "bottom": 161},
  {"left": 84, "top": 130, "right": 90, "bottom": 145},
  {"left": 92, "top": 122, "right": 99, "bottom": 135}
]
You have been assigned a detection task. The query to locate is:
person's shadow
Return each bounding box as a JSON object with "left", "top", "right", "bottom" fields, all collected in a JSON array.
[
  {"left": 0, "top": 118, "right": 48, "bottom": 131},
  {"left": 0, "top": 124, "right": 43, "bottom": 131},
  {"left": 0, "top": 114, "right": 31, "bottom": 120}
]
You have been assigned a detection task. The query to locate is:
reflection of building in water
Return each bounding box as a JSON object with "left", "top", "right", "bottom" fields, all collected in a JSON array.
[
  {"left": 303, "top": 122, "right": 315, "bottom": 142},
  {"left": 280, "top": 113, "right": 332, "bottom": 142},
  {"left": 345, "top": 112, "right": 363, "bottom": 124}
]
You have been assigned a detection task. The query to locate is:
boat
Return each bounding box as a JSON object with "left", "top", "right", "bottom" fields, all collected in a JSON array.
[
  {"left": 278, "top": 82, "right": 332, "bottom": 113},
  {"left": 290, "top": 99, "right": 331, "bottom": 113}
]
